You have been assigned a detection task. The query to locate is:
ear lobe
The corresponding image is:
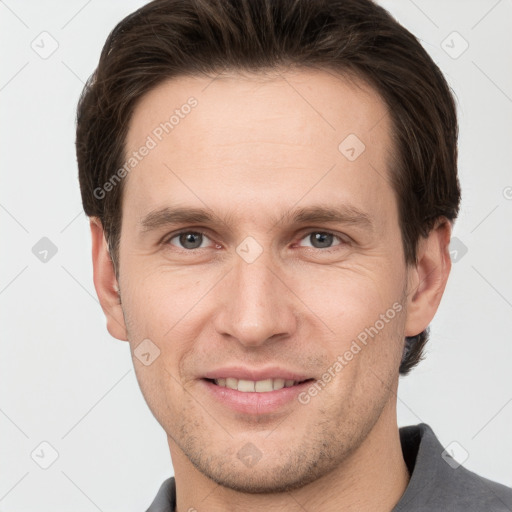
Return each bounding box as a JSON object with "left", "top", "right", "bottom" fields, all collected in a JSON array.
[
  {"left": 404, "top": 218, "right": 452, "bottom": 337},
  {"left": 90, "top": 217, "right": 128, "bottom": 341}
]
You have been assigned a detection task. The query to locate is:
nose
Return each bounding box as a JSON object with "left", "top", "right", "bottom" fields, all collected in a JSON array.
[{"left": 212, "top": 249, "right": 298, "bottom": 348}]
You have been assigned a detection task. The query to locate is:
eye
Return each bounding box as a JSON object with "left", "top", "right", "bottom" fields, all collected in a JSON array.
[
  {"left": 164, "top": 230, "right": 346, "bottom": 252},
  {"left": 167, "top": 231, "right": 212, "bottom": 250},
  {"left": 297, "top": 231, "right": 344, "bottom": 250}
]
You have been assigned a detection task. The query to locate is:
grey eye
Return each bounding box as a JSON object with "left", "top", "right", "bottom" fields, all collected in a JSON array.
[
  {"left": 169, "top": 232, "right": 209, "bottom": 250},
  {"left": 299, "top": 232, "right": 342, "bottom": 249}
]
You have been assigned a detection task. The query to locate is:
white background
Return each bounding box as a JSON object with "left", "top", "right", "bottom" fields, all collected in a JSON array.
[{"left": 1, "top": 0, "right": 511, "bottom": 510}]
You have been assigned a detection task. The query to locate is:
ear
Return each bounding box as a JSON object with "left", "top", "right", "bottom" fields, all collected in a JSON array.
[
  {"left": 90, "top": 217, "right": 128, "bottom": 341},
  {"left": 404, "top": 218, "right": 452, "bottom": 337}
]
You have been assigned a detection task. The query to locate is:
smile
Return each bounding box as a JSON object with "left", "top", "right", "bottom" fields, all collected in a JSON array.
[{"left": 212, "top": 377, "right": 308, "bottom": 392}]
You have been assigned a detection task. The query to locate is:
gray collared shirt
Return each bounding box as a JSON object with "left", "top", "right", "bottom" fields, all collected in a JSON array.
[{"left": 146, "top": 423, "right": 512, "bottom": 511}]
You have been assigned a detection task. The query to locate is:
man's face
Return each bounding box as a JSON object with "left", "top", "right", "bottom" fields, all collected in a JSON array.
[{"left": 118, "top": 69, "right": 412, "bottom": 492}]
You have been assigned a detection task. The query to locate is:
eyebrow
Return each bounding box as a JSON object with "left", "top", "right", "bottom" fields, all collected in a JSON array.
[{"left": 139, "top": 204, "right": 374, "bottom": 233}]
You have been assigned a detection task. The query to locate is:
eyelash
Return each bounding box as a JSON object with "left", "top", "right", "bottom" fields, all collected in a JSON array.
[{"left": 163, "top": 229, "right": 348, "bottom": 252}]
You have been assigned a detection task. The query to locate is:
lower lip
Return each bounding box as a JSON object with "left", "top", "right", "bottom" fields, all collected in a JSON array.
[{"left": 201, "top": 379, "right": 313, "bottom": 415}]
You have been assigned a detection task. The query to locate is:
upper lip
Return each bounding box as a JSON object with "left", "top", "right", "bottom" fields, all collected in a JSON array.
[{"left": 202, "top": 367, "right": 313, "bottom": 382}]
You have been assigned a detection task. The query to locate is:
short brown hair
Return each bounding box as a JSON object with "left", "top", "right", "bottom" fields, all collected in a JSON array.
[{"left": 75, "top": 0, "right": 461, "bottom": 375}]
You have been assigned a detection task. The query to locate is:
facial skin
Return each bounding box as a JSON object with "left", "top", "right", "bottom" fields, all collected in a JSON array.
[{"left": 91, "top": 68, "right": 452, "bottom": 511}]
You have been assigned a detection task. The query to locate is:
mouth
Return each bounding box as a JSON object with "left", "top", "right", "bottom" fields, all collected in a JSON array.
[
  {"left": 201, "top": 375, "right": 316, "bottom": 415},
  {"left": 205, "top": 377, "right": 314, "bottom": 392}
]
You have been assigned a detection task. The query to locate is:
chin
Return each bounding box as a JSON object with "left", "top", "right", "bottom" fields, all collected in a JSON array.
[{"left": 189, "top": 449, "right": 337, "bottom": 494}]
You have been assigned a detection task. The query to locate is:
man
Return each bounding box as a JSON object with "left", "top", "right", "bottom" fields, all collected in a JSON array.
[{"left": 75, "top": 0, "right": 512, "bottom": 510}]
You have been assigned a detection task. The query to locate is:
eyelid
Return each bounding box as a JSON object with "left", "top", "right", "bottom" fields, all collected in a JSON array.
[
  {"left": 294, "top": 229, "right": 349, "bottom": 249},
  {"left": 296, "top": 228, "right": 349, "bottom": 241},
  {"left": 163, "top": 229, "right": 215, "bottom": 248},
  {"left": 163, "top": 228, "right": 349, "bottom": 251}
]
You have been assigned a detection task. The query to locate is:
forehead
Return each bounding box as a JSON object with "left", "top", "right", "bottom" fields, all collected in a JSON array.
[{"left": 122, "top": 68, "right": 396, "bottom": 232}]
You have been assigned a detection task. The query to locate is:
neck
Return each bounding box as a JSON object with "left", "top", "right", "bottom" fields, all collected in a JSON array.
[{"left": 170, "top": 402, "right": 409, "bottom": 512}]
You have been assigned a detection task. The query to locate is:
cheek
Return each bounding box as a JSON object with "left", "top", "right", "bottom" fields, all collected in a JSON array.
[
  {"left": 298, "top": 264, "right": 406, "bottom": 395},
  {"left": 120, "top": 264, "right": 200, "bottom": 337},
  {"left": 295, "top": 264, "right": 402, "bottom": 332},
  {"left": 131, "top": 356, "right": 181, "bottom": 431},
  {"left": 120, "top": 268, "right": 206, "bottom": 397},
  {"left": 121, "top": 254, "right": 404, "bottom": 342}
]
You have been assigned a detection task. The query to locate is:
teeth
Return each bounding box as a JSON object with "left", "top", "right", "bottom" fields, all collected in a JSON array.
[
  {"left": 237, "top": 379, "right": 255, "bottom": 392},
  {"left": 272, "top": 378, "right": 285, "bottom": 391},
  {"left": 226, "top": 378, "right": 238, "bottom": 390},
  {"left": 255, "top": 379, "right": 273, "bottom": 392},
  {"left": 214, "top": 377, "right": 300, "bottom": 392}
]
